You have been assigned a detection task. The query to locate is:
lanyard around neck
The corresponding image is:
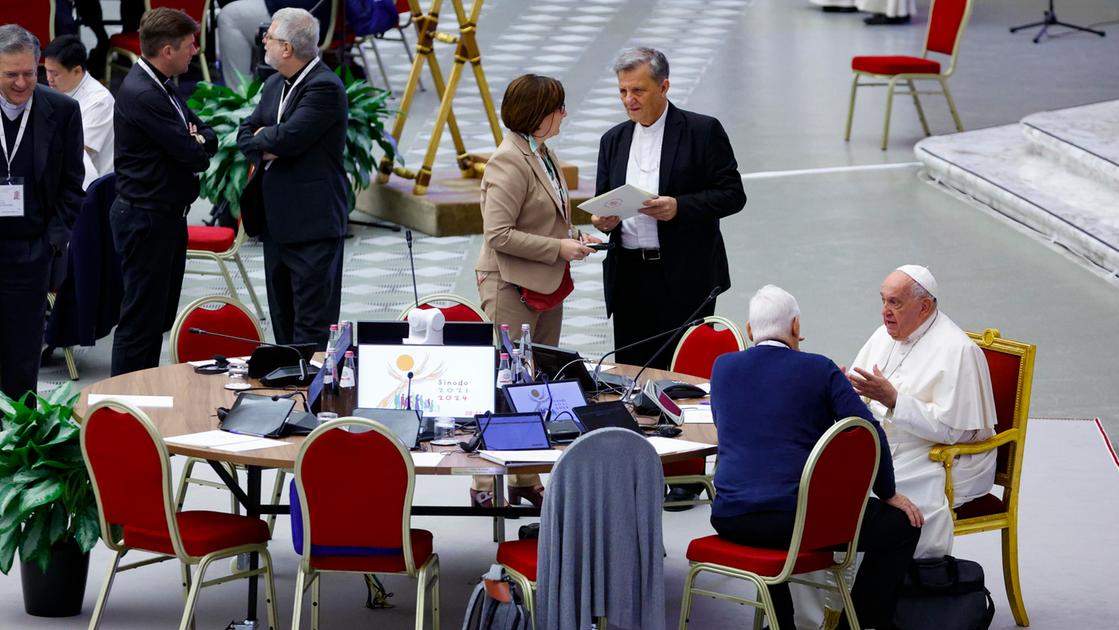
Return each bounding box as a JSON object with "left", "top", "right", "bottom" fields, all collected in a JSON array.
[
  {"left": 138, "top": 59, "right": 186, "bottom": 127},
  {"left": 277, "top": 57, "right": 320, "bottom": 122},
  {"left": 0, "top": 96, "right": 32, "bottom": 176}
]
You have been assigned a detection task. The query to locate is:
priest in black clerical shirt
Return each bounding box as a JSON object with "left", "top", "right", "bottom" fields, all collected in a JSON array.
[
  {"left": 110, "top": 8, "right": 217, "bottom": 376},
  {"left": 0, "top": 24, "right": 84, "bottom": 404}
]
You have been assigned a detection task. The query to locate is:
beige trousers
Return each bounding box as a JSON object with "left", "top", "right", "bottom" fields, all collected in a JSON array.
[{"left": 472, "top": 271, "right": 564, "bottom": 491}]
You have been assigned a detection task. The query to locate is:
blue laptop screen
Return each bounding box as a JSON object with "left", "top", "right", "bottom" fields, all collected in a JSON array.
[
  {"left": 480, "top": 413, "right": 550, "bottom": 450},
  {"left": 502, "top": 380, "right": 587, "bottom": 425}
]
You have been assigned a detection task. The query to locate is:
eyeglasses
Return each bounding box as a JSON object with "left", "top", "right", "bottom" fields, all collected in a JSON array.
[{"left": 262, "top": 32, "right": 288, "bottom": 44}]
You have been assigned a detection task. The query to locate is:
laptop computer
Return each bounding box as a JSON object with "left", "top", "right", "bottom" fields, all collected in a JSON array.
[
  {"left": 502, "top": 379, "right": 587, "bottom": 443},
  {"left": 352, "top": 407, "right": 423, "bottom": 450},
  {"left": 477, "top": 412, "right": 552, "bottom": 450},
  {"left": 531, "top": 343, "right": 633, "bottom": 396},
  {"left": 573, "top": 401, "right": 643, "bottom": 434}
]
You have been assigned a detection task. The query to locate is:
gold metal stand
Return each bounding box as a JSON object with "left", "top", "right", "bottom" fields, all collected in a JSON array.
[{"left": 377, "top": 0, "right": 504, "bottom": 195}]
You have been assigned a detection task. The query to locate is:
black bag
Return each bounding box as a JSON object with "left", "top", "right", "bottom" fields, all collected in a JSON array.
[
  {"left": 894, "top": 556, "right": 995, "bottom": 630},
  {"left": 462, "top": 565, "right": 532, "bottom": 630}
]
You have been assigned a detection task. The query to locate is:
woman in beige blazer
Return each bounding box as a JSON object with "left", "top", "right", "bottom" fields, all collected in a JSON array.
[{"left": 473, "top": 74, "right": 599, "bottom": 508}]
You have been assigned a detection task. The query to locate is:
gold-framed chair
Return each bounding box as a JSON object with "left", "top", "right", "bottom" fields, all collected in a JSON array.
[
  {"left": 844, "top": 0, "right": 973, "bottom": 150},
  {"left": 185, "top": 220, "right": 266, "bottom": 320},
  {"left": 397, "top": 292, "right": 490, "bottom": 322},
  {"left": 929, "top": 328, "right": 1036, "bottom": 627},
  {"left": 2, "top": 0, "right": 54, "bottom": 52},
  {"left": 106, "top": 0, "right": 213, "bottom": 84}
]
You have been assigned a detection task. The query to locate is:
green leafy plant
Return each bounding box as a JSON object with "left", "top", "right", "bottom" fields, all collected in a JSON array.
[
  {"left": 0, "top": 385, "right": 100, "bottom": 574},
  {"left": 187, "top": 67, "right": 400, "bottom": 219}
]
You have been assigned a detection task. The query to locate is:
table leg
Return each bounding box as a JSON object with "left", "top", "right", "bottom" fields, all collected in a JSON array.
[
  {"left": 492, "top": 473, "right": 505, "bottom": 543},
  {"left": 245, "top": 466, "right": 261, "bottom": 621}
]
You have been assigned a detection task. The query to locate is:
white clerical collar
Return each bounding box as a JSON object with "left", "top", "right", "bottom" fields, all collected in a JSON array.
[
  {"left": 65, "top": 72, "right": 90, "bottom": 99},
  {"left": 755, "top": 339, "right": 791, "bottom": 349},
  {"left": 636, "top": 102, "right": 669, "bottom": 135},
  {"left": 896, "top": 310, "right": 938, "bottom": 345},
  {"left": 0, "top": 91, "right": 30, "bottom": 121}
]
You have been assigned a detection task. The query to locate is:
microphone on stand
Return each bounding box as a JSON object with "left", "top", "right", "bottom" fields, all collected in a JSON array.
[
  {"left": 620, "top": 285, "right": 723, "bottom": 403},
  {"left": 188, "top": 327, "right": 316, "bottom": 386},
  {"left": 591, "top": 318, "right": 705, "bottom": 390},
  {"left": 405, "top": 371, "right": 414, "bottom": 410},
  {"left": 406, "top": 230, "right": 420, "bottom": 309}
]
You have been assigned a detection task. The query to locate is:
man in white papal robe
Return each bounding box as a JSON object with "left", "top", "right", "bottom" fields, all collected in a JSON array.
[
  {"left": 847, "top": 265, "right": 997, "bottom": 558},
  {"left": 857, "top": 0, "right": 916, "bottom": 24}
]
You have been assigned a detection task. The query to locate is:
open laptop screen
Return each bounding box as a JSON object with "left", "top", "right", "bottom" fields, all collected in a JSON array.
[
  {"left": 357, "top": 344, "right": 496, "bottom": 418},
  {"left": 479, "top": 412, "right": 551, "bottom": 450},
  {"left": 502, "top": 379, "right": 587, "bottom": 424}
]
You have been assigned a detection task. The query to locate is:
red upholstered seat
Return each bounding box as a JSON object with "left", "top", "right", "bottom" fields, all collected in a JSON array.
[
  {"left": 187, "top": 225, "right": 236, "bottom": 253},
  {"left": 663, "top": 458, "right": 706, "bottom": 477},
  {"left": 686, "top": 535, "right": 836, "bottom": 577},
  {"left": 174, "top": 299, "right": 261, "bottom": 363},
  {"left": 124, "top": 510, "right": 270, "bottom": 557},
  {"left": 496, "top": 539, "right": 538, "bottom": 581},
  {"left": 671, "top": 322, "right": 742, "bottom": 380},
  {"left": 109, "top": 32, "right": 141, "bottom": 54},
  {"left": 954, "top": 492, "right": 1005, "bottom": 520},
  {"left": 420, "top": 302, "right": 485, "bottom": 322},
  {"left": 311, "top": 529, "right": 434, "bottom": 572},
  {"left": 852, "top": 55, "right": 941, "bottom": 76}
]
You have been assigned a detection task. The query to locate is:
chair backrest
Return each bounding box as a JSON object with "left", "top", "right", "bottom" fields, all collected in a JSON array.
[
  {"left": 397, "top": 293, "right": 489, "bottom": 323},
  {"left": 80, "top": 400, "right": 182, "bottom": 555},
  {"left": 669, "top": 315, "right": 746, "bottom": 379},
  {"left": 782, "top": 417, "right": 879, "bottom": 578},
  {"left": 294, "top": 417, "right": 419, "bottom": 573},
  {"left": 923, "top": 0, "right": 972, "bottom": 73},
  {"left": 536, "top": 428, "right": 665, "bottom": 629},
  {"left": 0, "top": 1, "right": 54, "bottom": 48},
  {"left": 150, "top": 0, "right": 210, "bottom": 50},
  {"left": 169, "top": 296, "right": 263, "bottom": 363},
  {"left": 967, "top": 328, "right": 1035, "bottom": 485}
]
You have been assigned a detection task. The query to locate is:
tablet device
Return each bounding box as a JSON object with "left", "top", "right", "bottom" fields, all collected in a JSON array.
[
  {"left": 478, "top": 412, "right": 551, "bottom": 451},
  {"left": 352, "top": 407, "right": 423, "bottom": 450}
]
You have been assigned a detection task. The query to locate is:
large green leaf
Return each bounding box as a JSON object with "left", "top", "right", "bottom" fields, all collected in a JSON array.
[
  {"left": 18, "top": 479, "right": 63, "bottom": 516},
  {"left": 74, "top": 504, "right": 100, "bottom": 553},
  {"left": 0, "top": 524, "right": 17, "bottom": 574}
]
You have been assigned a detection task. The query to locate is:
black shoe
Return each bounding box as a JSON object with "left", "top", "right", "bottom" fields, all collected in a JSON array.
[
  {"left": 822, "top": 6, "right": 858, "bottom": 12},
  {"left": 864, "top": 13, "right": 911, "bottom": 25},
  {"left": 663, "top": 486, "right": 700, "bottom": 512}
]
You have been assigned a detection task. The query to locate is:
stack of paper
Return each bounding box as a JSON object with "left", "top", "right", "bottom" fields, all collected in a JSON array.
[
  {"left": 681, "top": 405, "right": 714, "bottom": 424},
  {"left": 411, "top": 452, "right": 448, "bottom": 467},
  {"left": 478, "top": 450, "right": 564, "bottom": 466},
  {"left": 164, "top": 430, "right": 287, "bottom": 452},
  {"left": 645, "top": 436, "right": 716, "bottom": 456}
]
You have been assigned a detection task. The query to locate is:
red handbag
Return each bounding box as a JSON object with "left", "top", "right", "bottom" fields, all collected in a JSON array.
[{"left": 519, "top": 264, "right": 573, "bottom": 312}]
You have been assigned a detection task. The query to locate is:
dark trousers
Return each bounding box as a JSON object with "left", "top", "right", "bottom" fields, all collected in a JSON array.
[
  {"left": 712, "top": 499, "right": 920, "bottom": 630},
  {"left": 0, "top": 238, "right": 51, "bottom": 404},
  {"left": 611, "top": 249, "right": 716, "bottom": 370},
  {"left": 262, "top": 236, "right": 344, "bottom": 349},
  {"left": 109, "top": 199, "right": 187, "bottom": 376}
]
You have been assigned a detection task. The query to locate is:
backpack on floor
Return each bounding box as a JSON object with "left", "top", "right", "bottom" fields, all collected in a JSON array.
[
  {"left": 893, "top": 556, "right": 995, "bottom": 630},
  {"left": 462, "top": 564, "right": 532, "bottom": 630}
]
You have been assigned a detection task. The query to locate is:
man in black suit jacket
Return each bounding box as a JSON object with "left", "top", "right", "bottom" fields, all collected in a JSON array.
[
  {"left": 0, "top": 25, "right": 84, "bottom": 402},
  {"left": 237, "top": 7, "right": 348, "bottom": 349},
  {"left": 591, "top": 48, "right": 746, "bottom": 371},
  {"left": 110, "top": 9, "right": 217, "bottom": 376}
]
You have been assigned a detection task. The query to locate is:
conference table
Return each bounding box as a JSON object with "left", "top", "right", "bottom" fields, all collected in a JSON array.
[{"left": 75, "top": 360, "right": 717, "bottom": 619}]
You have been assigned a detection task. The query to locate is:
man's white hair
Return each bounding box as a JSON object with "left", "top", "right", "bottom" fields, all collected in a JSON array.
[
  {"left": 748, "top": 284, "right": 800, "bottom": 342},
  {"left": 272, "top": 7, "right": 319, "bottom": 61}
]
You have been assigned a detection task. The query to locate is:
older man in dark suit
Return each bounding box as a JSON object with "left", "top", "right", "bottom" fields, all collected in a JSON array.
[
  {"left": 237, "top": 7, "right": 348, "bottom": 349},
  {"left": 0, "top": 24, "right": 84, "bottom": 402},
  {"left": 591, "top": 47, "right": 747, "bottom": 507}
]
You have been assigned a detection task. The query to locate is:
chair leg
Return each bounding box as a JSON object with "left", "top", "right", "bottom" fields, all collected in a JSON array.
[
  {"left": 88, "top": 548, "right": 124, "bottom": 630},
  {"left": 63, "top": 346, "right": 79, "bottom": 380},
  {"left": 370, "top": 39, "right": 393, "bottom": 93},
  {"left": 678, "top": 564, "right": 700, "bottom": 630},
  {"left": 844, "top": 74, "right": 860, "bottom": 141},
  {"left": 833, "top": 568, "right": 861, "bottom": 630},
  {"left": 179, "top": 556, "right": 212, "bottom": 630},
  {"left": 180, "top": 563, "right": 197, "bottom": 630},
  {"left": 426, "top": 555, "right": 441, "bottom": 630},
  {"left": 754, "top": 581, "right": 780, "bottom": 630},
  {"left": 266, "top": 470, "right": 287, "bottom": 534},
  {"left": 175, "top": 458, "right": 199, "bottom": 511},
  {"left": 215, "top": 258, "right": 240, "bottom": 306},
  {"left": 259, "top": 549, "right": 280, "bottom": 630},
  {"left": 311, "top": 571, "right": 322, "bottom": 630},
  {"left": 752, "top": 607, "right": 764, "bottom": 630},
  {"left": 291, "top": 568, "right": 308, "bottom": 630},
  {"left": 906, "top": 79, "right": 931, "bottom": 137},
  {"left": 939, "top": 77, "right": 965, "bottom": 132},
  {"left": 881, "top": 77, "right": 899, "bottom": 150},
  {"left": 232, "top": 252, "right": 266, "bottom": 320},
  {"left": 1002, "top": 523, "right": 1030, "bottom": 626}
]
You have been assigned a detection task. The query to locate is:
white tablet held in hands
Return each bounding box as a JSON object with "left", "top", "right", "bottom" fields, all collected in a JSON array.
[{"left": 576, "top": 184, "right": 656, "bottom": 219}]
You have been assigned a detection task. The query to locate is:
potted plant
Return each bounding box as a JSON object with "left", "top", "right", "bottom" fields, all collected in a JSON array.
[
  {"left": 0, "top": 384, "right": 100, "bottom": 617},
  {"left": 188, "top": 67, "right": 400, "bottom": 225}
]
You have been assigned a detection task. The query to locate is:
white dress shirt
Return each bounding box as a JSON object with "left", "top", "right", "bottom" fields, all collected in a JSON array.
[
  {"left": 620, "top": 103, "right": 668, "bottom": 250},
  {"left": 67, "top": 73, "right": 115, "bottom": 190}
]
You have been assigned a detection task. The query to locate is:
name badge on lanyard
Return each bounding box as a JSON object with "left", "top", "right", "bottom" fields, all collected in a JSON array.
[
  {"left": 0, "top": 97, "right": 31, "bottom": 218},
  {"left": 266, "top": 57, "right": 320, "bottom": 171}
]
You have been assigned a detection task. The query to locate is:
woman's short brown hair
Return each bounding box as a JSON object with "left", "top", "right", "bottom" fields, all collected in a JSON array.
[
  {"left": 500, "top": 74, "right": 565, "bottom": 135},
  {"left": 139, "top": 7, "right": 199, "bottom": 58}
]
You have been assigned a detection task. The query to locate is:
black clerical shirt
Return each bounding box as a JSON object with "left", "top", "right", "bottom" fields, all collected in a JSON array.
[{"left": 113, "top": 58, "right": 217, "bottom": 213}]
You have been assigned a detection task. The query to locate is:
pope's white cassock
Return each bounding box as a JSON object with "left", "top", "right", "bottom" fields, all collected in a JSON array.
[
  {"left": 851, "top": 309, "right": 998, "bottom": 558},
  {"left": 856, "top": 0, "right": 916, "bottom": 17}
]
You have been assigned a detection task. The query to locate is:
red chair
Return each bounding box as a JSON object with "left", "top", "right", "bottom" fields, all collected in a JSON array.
[
  {"left": 291, "top": 416, "right": 441, "bottom": 630},
  {"left": 169, "top": 295, "right": 262, "bottom": 363},
  {"left": 186, "top": 219, "right": 265, "bottom": 319},
  {"left": 80, "top": 399, "right": 278, "bottom": 630},
  {"left": 397, "top": 292, "right": 490, "bottom": 323},
  {"left": 106, "top": 0, "right": 212, "bottom": 83},
  {"left": 662, "top": 316, "right": 745, "bottom": 508},
  {"left": 844, "top": 0, "right": 973, "bottom": 150},
  {"left": 678, "top": 417, "right": 880, "bottom": 630},
  {"left": 0, "top": 1, "right": 54, "bottom": 48}
]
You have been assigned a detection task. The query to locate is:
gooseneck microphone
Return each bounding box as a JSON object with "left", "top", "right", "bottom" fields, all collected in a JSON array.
[
  {"left": 405, "top": 230, "right": 420, "bottom": 309},
  {"left": 459, "top": 411, "right": 493, "bottom": 453},
  {"left": 591, "top": 318, "right": 705, "bottom": 388},
  {"left": 188, "top": 327, "right": 313, "bottom": 384},
  {"left": 405, "top": 371, "right": 414, "bottom": 410},
  {"left": 621, "top": 285, "right": 723, "bottom": 402}
]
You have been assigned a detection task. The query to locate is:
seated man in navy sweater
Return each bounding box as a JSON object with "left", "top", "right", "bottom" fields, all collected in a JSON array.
[{"left": 711, "top": 285, "right": 922, "bottom": 630}]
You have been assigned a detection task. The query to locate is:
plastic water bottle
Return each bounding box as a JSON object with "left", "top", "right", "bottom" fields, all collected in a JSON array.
[
  {"left": 497, "top": 352, "right": 513, "bottom": 388},
  {"left": 511, "top": 349, "right": 527, "bottom": 383},
  {"left": 321, "top": 349, "right": 337, "bottom": 414},
  {"left": 326, "top": 324, "right": 339, "bottom": 355},
  {"left": 519, "top": 324, "right": 534, "bottom": 380},
  {"left": 499, "top": 323, "right": 515, "bottom": 356},
  {"left": 337, "top": 351, "right": 357, "bottom": 416}
]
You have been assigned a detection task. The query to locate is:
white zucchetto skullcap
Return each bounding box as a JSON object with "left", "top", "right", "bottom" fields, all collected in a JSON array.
[{"left": 895, "top": 264, "right": 938, "bottom": 299}]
